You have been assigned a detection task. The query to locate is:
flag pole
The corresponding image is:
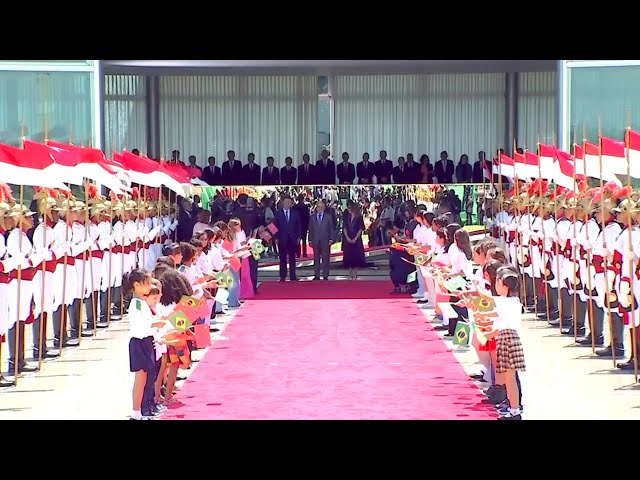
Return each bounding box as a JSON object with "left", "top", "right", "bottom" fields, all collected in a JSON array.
[
  {"left": 598, "top": 119, "right": 617, "bottom": 367},
  {"left": 571, "top": 129, "right": 579, "bottom": 344},
  {"left": 37, "top": 117, "right": 50, "bottom": 369},
  {"left": 525, "top": 137, "right": 539, "bottom": 319},
  {"left": 538, "top": 133, "right": 552, "bottom": 328},
  {"left": 482, "top": 152, "right": 487, "bottom": 237},
  {"left": 582, "top": 123, "right": 596, "bottom": 355},
  {"left": 514, "top": 139, "right": 526, "bottom": 307},
  {"left": 497, "top": 148, "right": 504, "bottom": 251},
  {"left": 12, "top": 122, "right": 27, "bottom": 385},
  {"left": 106, "top": 197, "right": 114, "bottom": 327},
  {"left": 624, "top": 116, "right": 638, "bottom": 382}
]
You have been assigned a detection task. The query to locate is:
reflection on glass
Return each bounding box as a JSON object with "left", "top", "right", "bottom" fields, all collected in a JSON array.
[
  {"left": 194, "top": 184, "right": 496, "bottom": 230},
  {"left": 0, "top": 70, "right": 93, "bottom": 147}
]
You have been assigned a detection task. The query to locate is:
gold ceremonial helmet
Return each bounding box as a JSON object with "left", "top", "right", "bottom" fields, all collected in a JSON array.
[
  {"left": 72, "top": 201, "right": 86, "bottom": 212},
  {"left": 125, "top": 199, "right": 137, "bottom": 211},
  {"left": 9, "top": 203, "right": 36, "bottom": 218},
  {"left": 0, "top": 201, "right": 12, "bottom": 217}
]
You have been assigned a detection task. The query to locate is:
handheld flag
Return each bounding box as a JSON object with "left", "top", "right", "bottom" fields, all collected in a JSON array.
[
  {"left": 444, "top": 276, "right": 467, "bottom": 291},
  {"left": 166, "top": 310, "right": 193, "bottom": 332},
  {"left": 453, "top": 322, "right": 471, "bottom": 346},
  {"left": 406, "top": 271, "right": 417, "bottom": 283}
]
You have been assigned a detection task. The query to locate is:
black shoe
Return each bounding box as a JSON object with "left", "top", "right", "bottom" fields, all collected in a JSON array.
[
  {"left": 279, "top": 279, "right": 286, "bottom": 282},
  {"left": 576, "top": 335, "right": 604, "bottom": 346},
  {"left": 313, "top": 277, "right": 320, "bottom": 281},
  {"left": 617, "top": 360, "right": 637, "bottom": 370},
  {"left": 469, "top": 373, "right": 485, "bottom": 381},
  {"left": 210, "top": 327, "right": 220, "bottom": 333},
  {"left": 549, "top": 317, "right": 572, "bottom": 327},
  {"left": 417, "top": 299, "right": 428, "bottom": 305},
  {"left": 0, "top": 375, "right": 15, "bottom": 388},
  {"left": 538, "top": 310, "right": 559, "bottom": 321},
  {"left": 561, "top": 326, "right": 586, "bottom": 336},
  {"left": 498, "top": 413, "right": 522, "bottom": 420},
  {"left": 434, "top": 325, "right": 448, "bottom": 331},
  {"left": 596, "top": 345, "right": 625, "bottom": 358},
  {"left": 32, "top": 349, "right": 60, "bottom": 359},
  {"left": 9, "top": 363, "right": 39, "bottom": 374}
]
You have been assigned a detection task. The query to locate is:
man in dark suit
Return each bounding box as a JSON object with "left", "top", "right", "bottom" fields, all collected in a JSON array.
[
  {"left": 393, "top": 156, "right": 408, "bottom": 184},
  {"left": 274, "top": 196, "right": 300, "bottom": 281},
  {"left": 472, "top": 151, "right": 488, "bottom": 183},
  {"left": 297, "top": 154, "right": 316, "bottom": 185},
  {"left": 242, "top": 153, "right": 261, "bottom": 185},
  {"left": 292, "top": 193, "right": 310, "bottom": 258},
  {"left": 405, "top": 153, "right": 420, "bottom": 183},
  {"left": 375, "top": 150, "right": 393, "bottom": 184},
  {"left": 187, "top": 155, "right": 203, "bottom": 179},
  {"left": 262, "top": 156, "right": 280, "bottom": 185},
  {"left": 202, "top": 156, "right": 222, "bottom": 185},
  {"left": 356, "top": 152, "right": 375, "bottom": 184},
  {"left": 434, "top": 151, "right": 454, "bottom": 184},
  {"left": 308, "top": 199, "right": 336, "bottom": 281},
  {"left": 336, "top": 152, "right": 356, "bottom": 185},
  {"left": 222, "top": 150, "right": 242, "bottom": 185},
  {"left": 315, "top": 149, "right": 336, "bottom": 185},
  {"left": 280, "top": 157, "right": 297, "bottom": 185}
]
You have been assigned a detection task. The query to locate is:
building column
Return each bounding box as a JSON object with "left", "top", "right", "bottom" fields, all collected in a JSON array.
[
  {"left": 505, "top": 72, "right": 519, "bottom": 153},
  {"left": 146, "top": 75, "right": 160, "bottom": 159},
  {"left": 557, "top": 60, "right": 568, "bottom": 151}
]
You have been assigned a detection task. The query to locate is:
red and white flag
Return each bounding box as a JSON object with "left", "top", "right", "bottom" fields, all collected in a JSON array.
[
  {"left": 0, "top": 143, "right": 71, "bottom": 190},
  {"left": 492, "top": 153, "right": 515, "bottom": 178},
  {"left": 625, "top": 129, "right": 640, "bottom": 179}
]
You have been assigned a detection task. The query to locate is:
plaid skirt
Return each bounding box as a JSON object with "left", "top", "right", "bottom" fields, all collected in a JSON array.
[{"left": 495, "top": 329, "right": 526, "bottom": 373}]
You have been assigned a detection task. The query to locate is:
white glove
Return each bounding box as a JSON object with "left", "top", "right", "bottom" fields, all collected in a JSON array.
[{"left": 602, "top": 248, "right": 611, "bottom": 258}]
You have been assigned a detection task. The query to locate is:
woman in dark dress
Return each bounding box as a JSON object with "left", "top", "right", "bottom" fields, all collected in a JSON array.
[{"left": 342, "top": 201, "right": 367, "bottom": 279}]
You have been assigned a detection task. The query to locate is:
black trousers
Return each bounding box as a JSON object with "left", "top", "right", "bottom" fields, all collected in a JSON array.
[
  {"left": 298, "top": 231, "right": 309, "bottom": 258},
  {"left": 278, "top": 241, "right": 298, "bottom": 280},
  {"left": 142, "top": 355, "right": 160, "bottom": 413},
  {"left": 32, "top": 313, "right": 49, "bottom": 353},
  {"left": 249, "top": 256, "right": 258, "bottom": 291},
  {"left": 7, "top": 321, "right": 26, "bottom": 370},
  {"left": 84, "top": 291, "right": 99, "bottom": 329}
]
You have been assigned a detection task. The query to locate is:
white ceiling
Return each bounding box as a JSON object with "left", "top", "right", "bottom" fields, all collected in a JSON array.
[{"left": 102, "top": 60, "right": 557, "bottom": 76}]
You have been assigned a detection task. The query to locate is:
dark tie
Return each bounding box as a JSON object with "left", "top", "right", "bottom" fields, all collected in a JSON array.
[
  {"left": 285, "top": 210, "right": 289, "bottom": 222},
  {"left": 318, "top": 213, "right": 323, "bottom": 223}
]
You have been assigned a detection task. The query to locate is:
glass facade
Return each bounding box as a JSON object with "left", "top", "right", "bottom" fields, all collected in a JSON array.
[
  {"left": 0, "top": 70, "right": 93, "bottom": 146},
  {"left": 0, "top": 61, "right": 100, "bottom": 195},
  {"left": 566, "top": 62, "right": 640, "bottom": 145}
]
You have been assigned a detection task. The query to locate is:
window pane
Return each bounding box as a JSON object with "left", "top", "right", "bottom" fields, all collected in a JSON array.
[
  {"left": 318, "top": 76, "right": 328, "bottom": 95},
  {"left": 317, "top": 97, "right": 330, "bottom": 158},
  {"left": 0, "top": 70, "right": 94, "bottom": 146},
  {"left": 569, "top": 65, "right": 640, "bottom": 143}
]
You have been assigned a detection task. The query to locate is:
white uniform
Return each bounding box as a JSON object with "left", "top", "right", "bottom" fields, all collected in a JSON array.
[
  {"left": 541, "top": 217, "right": 559, "bottom": 289},
  {"left": 559, "top": 219, "right": 583, "bottom": 294},
  {"left": 591, "top": 222, "right": 622, "bottom": 310},
  {"left": 52, "top": 220, "right": 76, "bottom": 310},
  {"left": 71, "top": 222, "right": 90, "bottom": 300},
  {"left": 98, "top": 219, "right": 114, "bottom": 292},
  {"left": 0, "top": 231, "right": 15, "bottom": 338},
  {"left": 86, "top": 221, "right": 102, "bottom": 297},
  {"left": 7, "top": 229, "right": 43, "bottom": 327},
  {"left": 32, "top": 221, "right": 65, "bottom": 317},
  {"left": 124, "top": 219, "right": 137, "bottom": 273},
  {"left": 112, "top": 220, "right": 125, "bottom": 288},
  {"left": 616, "top": 225, "right": 640, "bottom": 327}
]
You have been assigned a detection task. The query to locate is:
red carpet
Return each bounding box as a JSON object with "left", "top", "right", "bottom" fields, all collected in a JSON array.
[
  {"left": 162, "top": 281, "right": 497, "bottom": 420},
  {"left": 255, "top": 280, "right": 402, "bottom": 300}
]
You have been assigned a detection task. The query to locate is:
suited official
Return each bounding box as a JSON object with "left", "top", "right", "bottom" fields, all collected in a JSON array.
[
  {"left": 309, "top": 199, "right": 336, "bottom": 280},
  {"left": 336, "top": 152, "right": 356, "bottom": 185},
  {"left": 202, "top": 157, "right": 222, "bottom": 185},
  {"left": 242, "top": 153, "right": 261, "bottom": 185},
  {"left": 221, "top": 150, "right": 243, "bottom": 185},
  {"left": 315, "top": 150, "right": 336, "bottom": 184},
  {"left": 356, "top": 153, "right": 375, "bottom": 184},
  {"left": 297, "top": 154, "right": 316, "bottom": 185},
  {"left": 274, "top": 196, "right": 301, "bottom": 281},
  {"left": 262, "top": 157, "right": 280, "bottom": 185},
  {"left": 280, "top": 157, "right": 297, "bottom": 185}
]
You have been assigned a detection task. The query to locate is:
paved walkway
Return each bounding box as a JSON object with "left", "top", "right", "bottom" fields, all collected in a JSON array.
[{"left": 1, "top": 281, "right": 639, "bottom": 420}]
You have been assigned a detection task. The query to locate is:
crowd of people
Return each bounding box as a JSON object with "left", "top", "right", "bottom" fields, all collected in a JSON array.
[{"left": 172, "top": 149, "right": 493, "bottom": 186}]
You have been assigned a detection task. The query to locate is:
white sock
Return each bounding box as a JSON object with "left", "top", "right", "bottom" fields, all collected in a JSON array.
[
  {"left": 509, "top": 407, "right": 521, "bottom": 415},
  {"left": 131, "top": 410, "right": 142, "bottom": 420}
]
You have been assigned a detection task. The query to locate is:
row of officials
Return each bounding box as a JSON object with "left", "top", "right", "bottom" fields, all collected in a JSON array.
[{"left": 197, "top": 151, "right": 427, "bottom": 186}]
